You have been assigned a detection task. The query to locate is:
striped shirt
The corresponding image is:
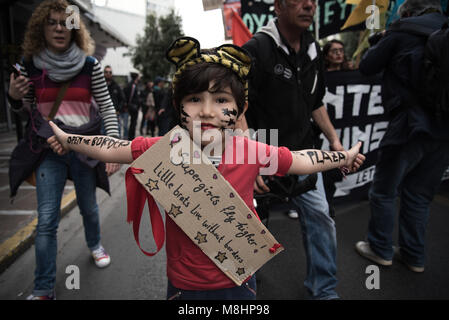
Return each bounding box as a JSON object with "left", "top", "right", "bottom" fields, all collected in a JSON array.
[{"left": 19, "top": 56, "right": 119, "bottom": 138}]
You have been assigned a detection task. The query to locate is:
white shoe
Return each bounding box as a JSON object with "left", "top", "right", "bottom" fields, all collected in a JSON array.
[
  {"left": 91, "top": 245, "right": 111, "bottom": 268},
  {"left": 287, "top": 209, "right": 299, "bottom": 219},
  {"left": 26, "top": 292, "right": 56, "bottom": 300},
  {"left": 393, "top": 246, "right": 425, "bottom": 273},
  {"left": 355, "top": 241, "right": 392, "bottom": 266}
]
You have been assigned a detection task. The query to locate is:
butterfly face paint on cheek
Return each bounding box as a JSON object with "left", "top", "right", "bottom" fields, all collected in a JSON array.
[
  {"left": 179, "top": 104, "right": 191, "bottom": 129},
  {"left": 222, "top": 108, "right": 237, "bottom": 117},
  {"left": 220, "top": 107, "right": 238, "bottom": 129}
]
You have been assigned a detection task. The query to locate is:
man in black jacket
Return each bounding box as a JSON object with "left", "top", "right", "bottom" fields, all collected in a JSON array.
[
  {"left": 241, "top": 0, "right": 355, "bottom": 300},
  {"left": 123, "top": 72, "right": 142, "bottom": 140},
  {"left": 104, "top": 66, "right": 125, "bottom": 133},
  {"left": 355, "top": 0, "right": 449, "bottom": 273},
  {"left": 158, "top": 82, "right": 176, "bottom": 136},
  {"left": 153, "top": 76, "right": 171, "bottom": 136}
]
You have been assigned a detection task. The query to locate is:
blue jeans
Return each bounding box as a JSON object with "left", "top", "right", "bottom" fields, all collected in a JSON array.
[
  {"left": 33, "top": 151, "right": 101, "bottom": 296},
  {"left": 291, "top": 172, "right": 338, "bottom": 300},
  {"left": 166, "top": 276, "right": 257, "bottom": 300},
  {"left": 367, "top": 136, "right": 449, "bottom": 268},
  {"left": 119, "top": 112, "right": 129, "bottom": 139}
]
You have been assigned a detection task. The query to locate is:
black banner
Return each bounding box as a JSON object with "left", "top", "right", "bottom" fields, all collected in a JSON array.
[
  {"left": 240, "top": 0, "right": 276, "bottom": 36},
  {"left": 318, "top": 70, "right": 387, "bottom": 200},
  {"left": 319, "top": 70, "right": 449, "bottom": 201},
  {"left": 313, "top": 0, "right": 365, "bottom": 38},
  {"left": 240, "top": 0, "right": 400, "bottom": 39}
]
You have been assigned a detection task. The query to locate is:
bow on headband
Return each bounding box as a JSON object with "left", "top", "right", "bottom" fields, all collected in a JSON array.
[{"left": 166, "top": 36, "right": 252, "bottom": 99}]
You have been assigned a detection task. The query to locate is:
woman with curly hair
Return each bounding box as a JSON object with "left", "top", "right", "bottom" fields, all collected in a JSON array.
[{"left": 7, "top": 0, "right": 119, "bottom": 300}]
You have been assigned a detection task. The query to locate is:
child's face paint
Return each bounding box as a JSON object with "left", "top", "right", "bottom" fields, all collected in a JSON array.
[
  {"left": 179, "top": 104, "right": 190, "bottom": 129},
  {"left": 180, "top": 82, "right": 239, "bottom": 150}
]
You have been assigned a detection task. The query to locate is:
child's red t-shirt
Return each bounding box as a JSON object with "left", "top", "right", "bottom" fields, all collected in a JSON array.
[{"left": 130, "top": 135, "right": 293, "bottom": 290}]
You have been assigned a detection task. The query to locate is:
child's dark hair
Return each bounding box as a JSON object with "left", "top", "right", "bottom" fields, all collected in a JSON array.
[
  {"left": 172, "top": 60, "right": 246, "bottom": 125},
  {"left": 166, "top": 37, "right": 251, "bottom": 126}
]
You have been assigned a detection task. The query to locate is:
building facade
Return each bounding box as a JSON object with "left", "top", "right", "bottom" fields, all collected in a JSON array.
[
  {"left": 0, "top": 0, "right": 128, "bottom": 135},
  {"left": 146, "top": 0, "right": 175, "bottom": 16}
]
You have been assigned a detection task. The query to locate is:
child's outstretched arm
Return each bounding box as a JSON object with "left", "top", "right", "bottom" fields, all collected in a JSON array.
[
  {"left": 287, "top": 142, "right": 365, "bottom": 175},
  {"left": 47, "top": 121, "right": 134, "bottom": 164}
]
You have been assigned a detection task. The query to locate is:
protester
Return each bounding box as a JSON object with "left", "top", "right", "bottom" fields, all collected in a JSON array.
[
  {"left": 123, "top": 72, "right": 142, "bottom": 140},
  {"left": 323, "top": 39, "right": 353, "bottom": 71},
  {"left": 240, "top": 0, "right": 363, "bottom": 299},
  {"left": 355, "top": 0, "right": 449, "bottom": 273},
  {"left": 321, "top": 39, "right": 353, "bottom": 219},
  {"left": 104, "top": 65, "right": 126, "bottom": 135},
  {"left": 118, "top": 84, "right": 129, "bottom": 139},
  {"left": 47, "top": 36, "right": 365, "bottom": 300},
  {"left": 158, "top": 81, "right": 176, "bottom": 136},
  {"left": 7, "top": 0, "right": 119, "bottom": 300},
  {"left": 140, "top": 81, "right": 155, "bottom": 136},
  {"left": 153, "top": 76, "right": 168, "bottom": 136},
  {"left": 144, "top": 82, "right": 157, "bottom": 136}
]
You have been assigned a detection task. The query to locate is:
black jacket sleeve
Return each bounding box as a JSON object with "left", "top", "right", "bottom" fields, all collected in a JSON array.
[
  {"left": 359, "top": 31, "right": 397, "bottom": 76},
  {"left": 242, "top": 37, "right": 264, "bottom": 130},
  {"left": 242, "top": 37, "right": 262, "bottom": 92},
  {"left": 116, "top": 83, "right": 126, "bottom": 111},
  {"left": 314, "top": 41, "right": 326, "bottom": 111}
]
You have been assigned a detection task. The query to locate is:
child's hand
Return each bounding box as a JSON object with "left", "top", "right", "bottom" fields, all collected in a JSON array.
[
  {"left": 105, "top": 163, "right": 121, "bottom": 176},
  {"left": 47, "top": 121, "right": 69, "bottom": 155},
  {"left": 345, "top": 142, "right": 365, "bottom": 173},
  {"left": 254, "top": 175, "right": 271, "bottom": 194}
]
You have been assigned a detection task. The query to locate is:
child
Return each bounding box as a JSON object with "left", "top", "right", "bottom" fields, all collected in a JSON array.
[{"left": 47, "top": 37, "right": 365, "bottom": 300}]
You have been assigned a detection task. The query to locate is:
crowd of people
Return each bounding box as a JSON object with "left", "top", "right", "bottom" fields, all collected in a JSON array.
[
  {"left": 103, "top": 67, "right": 175, "bottom": 141},
  {"left": 6, "top": 0, "right": 449, "bottom": 301}
]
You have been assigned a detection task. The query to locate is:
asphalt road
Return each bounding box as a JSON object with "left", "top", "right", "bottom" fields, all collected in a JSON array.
[
  {"left": 1, "top": 164, "right": 448, "bottom": 300},
  {"left": 257, "top": 193, "right": 449, "bottom": 300},
  {"left": 0, "top": 166, "right": 167, "bottom": 300}
]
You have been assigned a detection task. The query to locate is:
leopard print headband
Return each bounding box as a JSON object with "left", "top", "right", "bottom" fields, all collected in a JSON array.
[{"left": 166, "top": 37, "right": 252, "bottom": 99}]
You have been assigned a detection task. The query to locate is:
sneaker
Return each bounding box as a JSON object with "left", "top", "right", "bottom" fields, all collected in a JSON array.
[
  {"left": 287, "top": 209, "right": 299, "bottom": 219},
  {"left": 393, "top": 246, "right": 425, "bottom": 273},
  {"left": 355, "top": 241, "right": 392, "bottom": 266},
  {"left": 91, "top": 245, "right": 111, "bottom": 268},
  {"left": 26, "top": 293, "right": 56, "bottom": 300}
]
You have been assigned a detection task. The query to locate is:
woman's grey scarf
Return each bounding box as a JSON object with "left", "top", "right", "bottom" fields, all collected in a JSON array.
[{"left": 33, "top": 42, "right": 86, "bottom": 82}]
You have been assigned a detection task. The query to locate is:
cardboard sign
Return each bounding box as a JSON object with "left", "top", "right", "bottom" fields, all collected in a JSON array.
[{"left": 131, "top": 126, "right": 283, "bottom": 286}]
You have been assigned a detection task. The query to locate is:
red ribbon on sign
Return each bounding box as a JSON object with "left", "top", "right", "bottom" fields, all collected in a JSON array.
[{"left": 125, "top": 166, "right": 165, "bottom": 256}]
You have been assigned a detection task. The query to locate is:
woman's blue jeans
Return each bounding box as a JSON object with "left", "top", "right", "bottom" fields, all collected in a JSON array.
[
  {"left": 33, "top": 151, "right": 101, "bottom": 296},
  {"left": 368, "top": 136, "right": 449, "bottom": 268},
  {"left": 291, "top": 172, "right": 338, "bottom": 300}
]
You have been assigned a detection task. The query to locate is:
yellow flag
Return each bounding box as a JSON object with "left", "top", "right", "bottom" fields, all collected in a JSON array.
[
  {"left": 352, "top": 12, "right": 387, "bottom": 62},
  {"left": 341, "top": 0, "right": 389, "bottom": 30}
]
